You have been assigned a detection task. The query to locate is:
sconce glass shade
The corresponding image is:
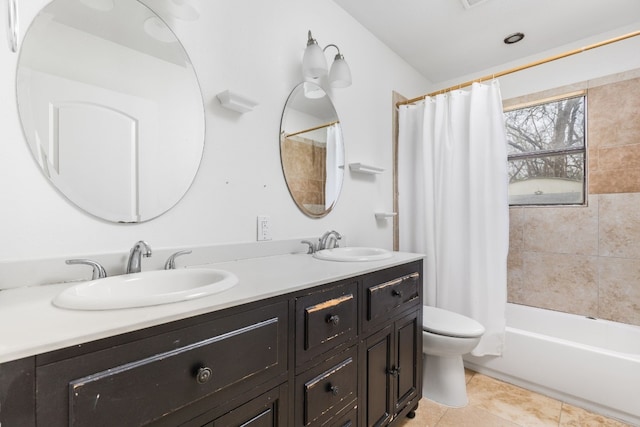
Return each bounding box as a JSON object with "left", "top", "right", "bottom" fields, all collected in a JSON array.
[
  {"left": 303, "top": 82, "right": 326, "bottom": 99},
  {"left": 329, "top": 54, "right": 352, "bottom": 88},
  {"left": 303, "top": 39, "right": 328, "bottom": 78}
]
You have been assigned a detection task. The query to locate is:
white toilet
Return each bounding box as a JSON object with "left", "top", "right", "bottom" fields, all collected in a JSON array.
[{"left": 422, "top": 306, "right": 485, "bottom": 407}]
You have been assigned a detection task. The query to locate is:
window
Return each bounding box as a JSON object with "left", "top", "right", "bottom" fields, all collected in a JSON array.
[{"left": 504, "top": 92, "right": 586, "bottom": 206}]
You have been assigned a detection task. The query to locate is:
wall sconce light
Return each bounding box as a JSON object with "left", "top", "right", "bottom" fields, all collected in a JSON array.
[{"left": 302, "top": 30, "right": 352, "bottom": 88}]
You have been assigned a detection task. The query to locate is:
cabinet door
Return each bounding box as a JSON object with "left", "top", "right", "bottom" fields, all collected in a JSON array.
[
  {"left": 361, "top": 310, "right": 422, "bottom": 427},
  {"left": 361, "top": 325, "right": 393, "bottom": 427},
  {"left": 0, "top": 357, "right": 35, "bottom": 426},
  {"left": 393, "top": 312, "right": 421, "bottom": 415}
]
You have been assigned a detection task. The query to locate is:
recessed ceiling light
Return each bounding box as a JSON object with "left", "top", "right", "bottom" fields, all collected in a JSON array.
[{"left": 504, "top": 32, "right": 525, "bottom": 45}]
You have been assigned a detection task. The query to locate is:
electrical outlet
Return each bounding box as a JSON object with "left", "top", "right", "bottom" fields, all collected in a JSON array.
[{"left": 257, "top": 215, "right": 272, "bottom": 241}]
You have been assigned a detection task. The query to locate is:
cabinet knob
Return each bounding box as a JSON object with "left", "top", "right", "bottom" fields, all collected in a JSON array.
[
  {"left": 392, "top": 289, "right": 403, "bottom": 298},
  {"left": 326, "top": 314, "right": 340, "bottom": 325},
  {"left": 328, "top": 384, "right": 340, "bottom": 396},
  {"left": 387, "top": 366, "right": 400, "bottom": 376},
  {"left": 196, "top": 366, "right": 213, "bottom": 384}
]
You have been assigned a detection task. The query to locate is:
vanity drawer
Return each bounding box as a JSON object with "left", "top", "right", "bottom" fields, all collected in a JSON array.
[
  {"left": 295, "top": 346, "right": 358, "bottom": 426},
  {"left": 362, "top": 262, "right": 421, "bottom": 332},
  {"left": 328, "top": 404, "right": 358, "bottom": 427},
  {"left": 295, "top": 280, "right": 358, "bottom": 367},
  {"left": 36, "top": 302, "right": 288, "bottom": 427},
  {"left": 209, "top": 384, "right": 288, "bottom": 427}
]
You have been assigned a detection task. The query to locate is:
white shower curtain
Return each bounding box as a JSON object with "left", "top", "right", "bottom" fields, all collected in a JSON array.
[
  {"left": 325, "top": 124, "right": 343, "bottom": 209},
  {"left": 398, "top": 81, "right": 509, "bottom": 356}
]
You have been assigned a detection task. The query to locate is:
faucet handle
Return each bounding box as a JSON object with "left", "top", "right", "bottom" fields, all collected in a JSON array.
[
  {"left": 333, "top": 232, "right": 342, "bottom": 248},
  {"left": 164, "top": 250, "right": 192, "bottom": 270},
  {"left": 66, "top": 259, "right": 107, "bottom": 280},
  {"left": 301, "top": 240, "right": 316, "bottom": 254}
]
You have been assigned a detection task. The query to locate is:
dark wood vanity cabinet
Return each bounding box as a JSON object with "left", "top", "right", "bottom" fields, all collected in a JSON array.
[
  {"left": 361, "top": 312, "right": 421, "bottom": 427},
  {"left": 0, "top": 357, "right": 36, "bottom": 426},
  {"left": 36, "top": 301, "right": 289, "bottom": 427},
  {"left": 360, "top": 263, "right": 423, "bottom": 426},
  {"left": 293, "top": 261, "right": 423, "bottom": 427},
  {"left": 0, "top": 259, "right": 422, "bottom": 427}
]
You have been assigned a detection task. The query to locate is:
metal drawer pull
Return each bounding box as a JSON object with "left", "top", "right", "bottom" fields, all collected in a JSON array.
[
  {"left": 392, "top": 289, "right": 403, "bottom": 297},
  {"left": 326, "top": 314, "right": 340, "bottom": 325},
  {"left": 328, "top": 384, "right": 340, "bottom": 396},
  {"left": 196, "top": 366, "right": 213, "bottom": 384}
]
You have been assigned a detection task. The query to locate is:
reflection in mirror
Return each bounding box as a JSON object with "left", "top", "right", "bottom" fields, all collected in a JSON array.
[
  {"left": 16, "top": 0, "right": 205, "bottom": 222},
  {"left": 280, "top": 82, "right": 345, "bottom": 218}
]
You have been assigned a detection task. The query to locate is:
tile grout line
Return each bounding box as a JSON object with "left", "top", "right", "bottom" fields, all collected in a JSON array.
[{"left": 558, "top": 401, "right": 564, "bottom": 426}]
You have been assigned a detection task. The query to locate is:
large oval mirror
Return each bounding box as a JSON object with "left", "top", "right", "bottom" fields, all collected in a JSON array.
[
  {"left": 280, "top": 82, "right": 345, "bottom": 218},
  {"left": 16, "top": 0, "right": 205, "bottom": 222}
]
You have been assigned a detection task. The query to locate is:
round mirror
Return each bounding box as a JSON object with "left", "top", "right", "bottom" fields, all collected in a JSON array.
[
  {"left": 16, "top": 0, "right": 205, "bottom": 222},
  {"left": 280, "top": 82, "right": 345, "bottom": 218}
]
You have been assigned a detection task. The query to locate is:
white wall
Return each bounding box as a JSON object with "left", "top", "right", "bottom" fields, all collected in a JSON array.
[
  {"left": 426, "top": 24, "right": 640, "bottom": 100},
  {"left": 0, "top": 0, "right": 428, "bottom": 285}
]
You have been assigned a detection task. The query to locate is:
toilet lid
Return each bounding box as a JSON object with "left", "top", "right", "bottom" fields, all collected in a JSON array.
[{"left": 423, "top": 306, "right": 485, "bottom": 338}]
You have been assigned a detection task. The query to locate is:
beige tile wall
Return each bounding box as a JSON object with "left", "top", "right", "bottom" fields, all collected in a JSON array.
[
  {"left": 589, "top": 77, "right": 640, "bottom": 194},
  {"left": 281, "top": 137, "right": 326, "bottom": 208},
  {"left": 506, "top": 71, "right": 640, "bottom": 327}
]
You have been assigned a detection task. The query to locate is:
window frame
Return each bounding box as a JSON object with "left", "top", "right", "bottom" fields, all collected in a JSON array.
[{"left": 504, "top": 90, "right": 588, "bottom": 207}]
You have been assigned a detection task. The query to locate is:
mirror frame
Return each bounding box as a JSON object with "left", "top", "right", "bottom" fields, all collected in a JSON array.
[{"left": 279, "top": 82, "right": 345, "bottom": 218}]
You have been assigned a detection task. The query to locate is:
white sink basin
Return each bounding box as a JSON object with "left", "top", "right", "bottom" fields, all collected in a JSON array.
[
  {"left": 313, "top": 247, "right": 393, "bottom": 262},
  {"left": 53, "top": 268, "right": 239, "bottom": 310}
]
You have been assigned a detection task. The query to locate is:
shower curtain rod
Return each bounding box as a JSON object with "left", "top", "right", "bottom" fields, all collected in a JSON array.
[
  {"left": 396, "top": 29, "right": 640, "bottom": 107},
  {"left": 284, "top": 120, "right": 339, "bottom": 138}
]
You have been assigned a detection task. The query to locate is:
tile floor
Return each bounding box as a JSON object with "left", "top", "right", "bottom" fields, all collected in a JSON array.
[{"left": 397, "top": 370, "right": 633, "bottom": 427}]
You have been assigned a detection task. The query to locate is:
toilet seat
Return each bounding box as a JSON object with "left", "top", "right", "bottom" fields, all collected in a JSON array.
[{"left": 423, "top": 306, "right": 485, "bottom": 338}]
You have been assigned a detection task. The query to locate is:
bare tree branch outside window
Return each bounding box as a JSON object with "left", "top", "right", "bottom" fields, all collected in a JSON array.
[{"left": 504, "top": 94, "right": 586, "bottom": 205}]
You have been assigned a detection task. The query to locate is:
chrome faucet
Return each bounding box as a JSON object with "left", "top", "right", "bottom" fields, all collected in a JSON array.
[
  {"left": 318, "top": 230, "right": 342, "bottom": 250},
  {"left": 126, "top": 240, "right": 152, "bottom": 274}
]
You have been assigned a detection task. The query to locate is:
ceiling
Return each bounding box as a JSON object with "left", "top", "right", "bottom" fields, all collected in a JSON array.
[{"left": 332, "top": 0, "right": 640, "bottom": 85}]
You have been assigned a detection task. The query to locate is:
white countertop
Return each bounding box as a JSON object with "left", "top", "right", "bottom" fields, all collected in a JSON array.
[{"left": 0, "top": 251, "right": 423, "bottom": 364}]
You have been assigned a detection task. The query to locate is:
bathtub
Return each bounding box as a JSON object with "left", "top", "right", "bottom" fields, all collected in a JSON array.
[{"left": 464, "top": 303, "right": 640, "bottom": 426}]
